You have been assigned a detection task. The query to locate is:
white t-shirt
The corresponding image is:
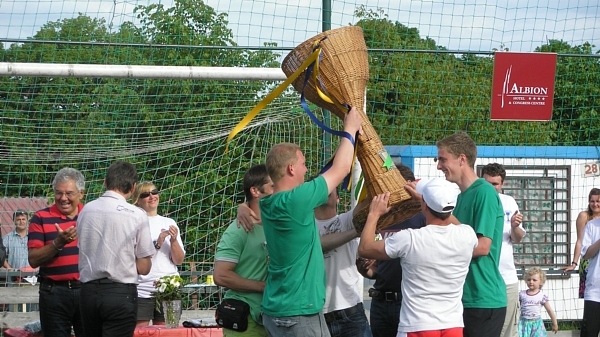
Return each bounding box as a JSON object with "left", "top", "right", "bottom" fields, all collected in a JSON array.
[
  {"left": 519, "top": 290, "right": 548, "bottom": 319},
  {"left": 137, "top": 215, "right": 186, "bottom": 298},
  {"left": 498, "top": 193, "right": 525, "bottom": 285},
  {"left": 582, "top": 218, "right": 600, "bottom": 302},
  {"left": 385, "top": 224, "right": 478, "bottom": 333},
  {"left": 316, "top": 211, "right": 362, "bottom": 313}
]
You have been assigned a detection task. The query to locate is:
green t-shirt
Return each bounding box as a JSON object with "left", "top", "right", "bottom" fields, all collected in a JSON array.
[
  {"left": 214, "top": 221, "right": 268, "bottom": 324},
  {"left": 259, "top": 176, "right": 329, "bottom": 317},
  {"left": 453, "top": 178, "right": 507, "bottom": 308}
]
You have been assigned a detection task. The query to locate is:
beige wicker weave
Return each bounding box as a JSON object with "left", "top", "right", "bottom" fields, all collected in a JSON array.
[{"left": 281, "top": 26, "right": 420, "bottom": 232}]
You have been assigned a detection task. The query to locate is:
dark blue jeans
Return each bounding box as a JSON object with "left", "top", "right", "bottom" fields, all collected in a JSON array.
[
  {"left": 369, "top": 298, "right": 401, "bottom": 337},
  {"left": 79, "top": 281, "right": 138, "bottom": 337},
  {"left": 326, "top": 305, "right": 372, "bottom": 337},
  {"left": 38, "top": 282, "right": 84, "bottom": 337},
  {"left": 581, "top": 300, "right": 600, "bottom": 337}
]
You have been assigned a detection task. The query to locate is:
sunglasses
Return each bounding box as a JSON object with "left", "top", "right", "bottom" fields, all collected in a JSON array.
[
  {"left": 139, "top": 189, "right": 159, "bottom": 199},
  {"left": 14, "top": 210, "right": 27, "bottom": 216}
]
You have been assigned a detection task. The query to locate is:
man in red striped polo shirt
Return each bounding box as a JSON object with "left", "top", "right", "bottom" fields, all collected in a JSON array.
[{"left": 28, "top": 167, "right": 85, "bottom": 337}]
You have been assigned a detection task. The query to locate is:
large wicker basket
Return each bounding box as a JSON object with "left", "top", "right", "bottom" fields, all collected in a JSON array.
[{"left": 281, "top": 26, "right": 420, "bottom": 231}]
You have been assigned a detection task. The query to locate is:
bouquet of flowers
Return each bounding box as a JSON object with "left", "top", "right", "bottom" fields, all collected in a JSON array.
[
  {"left": 151, "top": 274, "right": 185, "bottom": 305},
  {"left": 151, "top": 275, "right": 185, "bottom": 328}
]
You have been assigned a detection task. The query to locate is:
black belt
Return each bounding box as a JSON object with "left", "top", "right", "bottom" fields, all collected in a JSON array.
[
  {"left": 324, "top": 303, "right": 364, "bottom": 323},
  {"left": 40, "top": 277, "right": 81, "bottom": 289},
  {"left": 368, "top": 288, "right": 402, "bottom": 301},
  {"left": 85, "top": 277, "right": 115, "bottom": 284}
]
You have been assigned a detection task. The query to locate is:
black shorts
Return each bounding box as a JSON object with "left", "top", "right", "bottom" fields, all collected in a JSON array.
[{"left": 137, "top": 297, "right": 165, "bottom": 322}]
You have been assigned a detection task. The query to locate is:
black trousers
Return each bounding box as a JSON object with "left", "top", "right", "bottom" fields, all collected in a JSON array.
[
  {"left": 463, "top": 307, "right": 506, "bottom": 337},
  {"left": 79, "top": 280, "right": 138, "bottom": 337},
  {"left": 581, "top": 300, "right": 600, "bottom": 337}
]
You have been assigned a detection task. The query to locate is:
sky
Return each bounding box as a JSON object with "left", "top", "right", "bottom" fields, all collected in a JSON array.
[{"left": 0, "top": 0, "right": 598, "bottom": 54}]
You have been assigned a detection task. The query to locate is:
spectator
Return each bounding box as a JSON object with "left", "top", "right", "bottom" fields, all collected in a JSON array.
[
  {"left": 28, "top": 168, "right": 85, "bottom": 337},
  {"left": 133, "top": 181, "right": 185, "bottom": 326},
  {"left": 214, "top": 164, "right": 274, "bottom": 337},
  {"left": 482, "top": 163, "right": 526, "bottom": 337},
  {"left": 436, "top": 132, "right": 506, "bottom": 337},
  {"left": 358, "top": 179, "right": 478, "bottom": 337},
  {"left": 3, "top": 210, "right": 31, "bottom": 270},
  {"left": 517, "top": 267, "right": 558, "bottom": 336},
  {"left": 562, "top": 188, "right": 600, "bottom": 299},
  {"left": 78, "top": 161, "right": 154, "bottom": 337},
  {"left": 580, "top": 215, "right": 600, "bottom": 337},
  {"left": 259, "top": 106, "right": 362, "bottom": 337}
]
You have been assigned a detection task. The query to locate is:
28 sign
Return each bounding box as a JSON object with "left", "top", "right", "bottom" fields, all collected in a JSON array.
[{"left": 582, "top": 162, "right": 600, "bottom": 177}]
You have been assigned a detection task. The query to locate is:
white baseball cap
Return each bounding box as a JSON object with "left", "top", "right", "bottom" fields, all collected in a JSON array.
[{"left": 416, "top": 178, "right": 459, "bottom": 213}]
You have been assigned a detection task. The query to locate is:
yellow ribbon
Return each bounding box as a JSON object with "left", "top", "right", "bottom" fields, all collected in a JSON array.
[{"left": 225, "top": 48, "right": 322, "bottom": 152}]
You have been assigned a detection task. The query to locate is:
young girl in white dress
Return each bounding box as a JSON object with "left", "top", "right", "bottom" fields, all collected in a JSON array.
[{"left": 518, "top": 267, "right": 558, "bottom": 337}]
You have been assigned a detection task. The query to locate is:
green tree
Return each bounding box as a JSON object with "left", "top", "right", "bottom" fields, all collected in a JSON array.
[
  {"left": 354, "top": 5, "right": 557, "bottom": 146},
  {"left": 535, "top": 40, "right": 600, "bottom": 145}
]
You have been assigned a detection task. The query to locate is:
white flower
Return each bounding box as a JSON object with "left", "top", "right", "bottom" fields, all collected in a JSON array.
[{"left": 158, "top": 283, "right": 167, "bottom": 293}]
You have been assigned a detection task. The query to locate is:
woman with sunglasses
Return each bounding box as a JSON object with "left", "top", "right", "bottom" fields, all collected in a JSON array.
[{"left": 132, "top": 181, "right": 186, "bottom": 326}]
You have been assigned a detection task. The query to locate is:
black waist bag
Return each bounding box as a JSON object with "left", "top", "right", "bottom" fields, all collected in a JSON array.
[{"left": 215, "top": 298, "right": 250, "bottom": 332}]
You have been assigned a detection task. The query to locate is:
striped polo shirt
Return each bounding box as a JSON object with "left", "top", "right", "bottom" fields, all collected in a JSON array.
[{"left": 27, "top": 203, "right": 83, "bottom": 281}]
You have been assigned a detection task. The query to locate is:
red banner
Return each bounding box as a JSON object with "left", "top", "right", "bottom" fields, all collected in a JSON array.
[{"left": 490, "top": 52, "right": 557, "bottom": 121}]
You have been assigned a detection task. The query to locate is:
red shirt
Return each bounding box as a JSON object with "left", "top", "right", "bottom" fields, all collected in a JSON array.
[{"left": 28, "top": 203, "right": 83, "bottom": 281}]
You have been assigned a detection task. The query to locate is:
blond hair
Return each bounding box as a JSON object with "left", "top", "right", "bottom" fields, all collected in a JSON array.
[
  {"left": 436, "top": 132, "right": 477, "bottom": 168},
  {"left": 131, "top": 181, "right": 156, "bottom": 206},
  {"left": 524, "top": 267, "right": 547, "bottom": 288},
  {"left": 265, "top": 143, "right": 301, "bottom": 182}
]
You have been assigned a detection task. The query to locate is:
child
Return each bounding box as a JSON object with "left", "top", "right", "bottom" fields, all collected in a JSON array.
[{"left": 518, "top": 267, "right": 558, "bottom": 336}]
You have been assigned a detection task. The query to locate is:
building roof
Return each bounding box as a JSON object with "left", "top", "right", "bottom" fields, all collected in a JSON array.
[{"left": 1, "top": 197, "right": 49, "bottom": 236}]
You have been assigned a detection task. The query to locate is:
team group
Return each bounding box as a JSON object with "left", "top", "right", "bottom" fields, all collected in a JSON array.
[
  {"left": 1, "top": 106, "right": 600, "bottom": 337},
  {"left": 212, "top": 107, "right": 600, "bottom": 337}
]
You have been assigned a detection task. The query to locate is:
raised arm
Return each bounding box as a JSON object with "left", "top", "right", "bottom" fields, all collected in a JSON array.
[
  {"left": 358, "top": 193, "right": 392, "bottom": 261},
  {"left": 321, "top": 107, "right": 362, "bottom": 194}
]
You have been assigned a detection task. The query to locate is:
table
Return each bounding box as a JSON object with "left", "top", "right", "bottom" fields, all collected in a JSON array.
[{"left": 4, "top": 326, "right": 223, "bottom": 337}]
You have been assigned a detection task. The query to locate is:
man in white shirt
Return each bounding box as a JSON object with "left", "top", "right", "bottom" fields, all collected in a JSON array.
[
  {"left": 482, "top": 163, "right": 526, "bottom": 337},
  {"left": 77, "top": 161, "right": 155, "bottom": 337},
  {"left": 358, "top": 178, "right": 478, "bottom": 337},
  {"left": 315, "top": 187, "right": 371, "bottom": 337}
]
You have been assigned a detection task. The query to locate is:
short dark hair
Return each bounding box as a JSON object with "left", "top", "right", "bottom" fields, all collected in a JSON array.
[
  {"left": 105, "top": 161, "right": 138, "bottom": 193},
  {"left": 427, "top": 205, "right": 451, "bottom": 220},
  {"left": 395, "top": 163, "right": 416, "bottom": 181},
  {"left": 13, "top": 210, "right": 28, "bottom": 221},
  {"left": 243, "top": 164, "right": 270, "bottom": 201},
  {"left": 481, "top": 163, "right": 506, "bottom": 182}
]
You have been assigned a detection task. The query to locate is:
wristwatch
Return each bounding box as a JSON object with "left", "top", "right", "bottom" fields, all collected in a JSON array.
[{"left": 153, "top": 240, "right": 161, "bottom": 250}]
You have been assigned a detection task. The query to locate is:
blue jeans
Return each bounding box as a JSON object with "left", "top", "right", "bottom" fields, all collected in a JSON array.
[
  {"left": 38, "top": 282, "right": 84, "bottom": 337},
  {"left": 326, "top": 305, "right": 372, "bottom": 337},
  {"left": 262, "top": 312, "right": 331, "bottom": 337},
  {"left": 80, "top": 281, "right": 138, "bottom": 337},
  {"left": 369, "top": 298, "right": 402, "bottom": 337}
]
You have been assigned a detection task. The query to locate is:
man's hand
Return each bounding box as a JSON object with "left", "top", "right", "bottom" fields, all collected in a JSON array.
[
  {"left": 510, "top": 210, "right": 523, "bottom": 228},
  {"left": 54, "top": 223, "right": 77, "bottom": 248},
  {"left": 356, "top": 257, "right": 377, "bottom": 279},
  {"left": 343, "top": 106, "right": 363, "bottom": 136},
  {"left": 236, "top": 203, "right": 259, "bottom": 232},
  {"left": 369, "top": 193, "right": 391, "bottom": 219}
]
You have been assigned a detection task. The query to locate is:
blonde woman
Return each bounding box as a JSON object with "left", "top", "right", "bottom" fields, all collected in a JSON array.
[
  {"left": 563, "top": 188, "right": 600, "bottom": 298},
  {"left": 132, "top": 182, "right": 185, "bottom": 326}
]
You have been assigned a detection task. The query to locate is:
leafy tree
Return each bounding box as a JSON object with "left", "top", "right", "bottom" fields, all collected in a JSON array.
[{"left": 354, "top": 5, "right": 557, "bottom": 146}]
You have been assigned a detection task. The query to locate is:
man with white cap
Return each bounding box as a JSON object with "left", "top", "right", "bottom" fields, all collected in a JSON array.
[{"left": 358, "top": 178, "right": 478, "bottom": 337}]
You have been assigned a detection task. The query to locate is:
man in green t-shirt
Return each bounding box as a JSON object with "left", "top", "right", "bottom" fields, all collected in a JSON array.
[
  {"left": 214, "top": 164, "right": 274, "bottom": 337},
  {"left": 260, "top": 107, "right": 362, "bottom": 337},
  {"left": 436, "top": 132, "right": 507, "bottom": 337}
]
